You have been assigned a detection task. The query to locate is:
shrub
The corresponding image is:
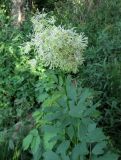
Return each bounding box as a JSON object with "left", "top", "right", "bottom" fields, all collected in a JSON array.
[{"left": 0, "top": 12, "right": 64, "bottom": 158}]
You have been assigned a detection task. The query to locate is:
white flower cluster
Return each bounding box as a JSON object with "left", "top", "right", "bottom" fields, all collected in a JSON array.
[{"left": 30, "top": 13, "right": 88, "bottom": 73}]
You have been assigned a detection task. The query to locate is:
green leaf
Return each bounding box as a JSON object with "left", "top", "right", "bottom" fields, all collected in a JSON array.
[
  {"left": 43, "top": 125, "right": 60, "bottom": 133},
  {"left": 44, "top": 151, "right": 60, "bottom": 160},
  {"left": 87, "top": 128, "right": 106, "bottom": 143},
  {"left": 71, "top": 142, "right": 88, "bottom": 159},
  {"left": 31, "top": 134, "right": 41, "bottom": 154},
  {"left": 69, "top": 102, "right": 84, "bottom": 118},
  {"left": 68, "top": 89, "right": 91, "bottom": 118},
  {"left": 42, "top": 91, "right": 63, "bottom": 107},
  {"left": 78, "top": 88, "right": 92, "bottom": 104},
  {"left": 23, "top": 134, "right": 33, "bottom": 150},
  {"left": 92, "top": 142, "right": 107, "bottom": 155},
  {"left": 66, "top": 77, "right": 77, "bottom": 101},
  {"left": 78, "top": 123, "right": 87, "bottom": 141},
  {"left": 88, "top": 123, "right": 97, "bottom": 132},
  {"left": 33, "top": 147, "right": 42, "bottom": 160},
  {"left": 58, "top": 75, "right": 63, "bottom": 86},
  {"left": 30, "top": 129, "right": 39, "bottom": 137},
  {"left": 43, "top": 111, "right": 61, "bottom": 121},
  {"left": 56, "top": 140, "right": 70, "bottom": 155},
  {"left": 97, "top": 152, "right": 119, "bottom": 160},
  {"left": 37, "top": 93, "right": 49, "bottom": 103},
  {"left": 43, "top": 132, "right": 57, "bottom": 150},
  {"left": 43, "top": 125, "right": 59, "bottom": 150},
  {"left": 61, "top": 155, "right": 70, "bottom": 160},
  {"left": 79, "top": 142, "right": 88, "bottom": 155},
  {"left": 8, "top": 139, "right": 14, "bottom": 150},
  {"left": 67, "top": 125, "right": 74, "bottom": 140}
]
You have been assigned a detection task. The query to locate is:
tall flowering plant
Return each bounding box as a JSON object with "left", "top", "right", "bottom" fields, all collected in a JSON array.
[{"left": 25, "top": 13, "right": 88, "bottom": 73}]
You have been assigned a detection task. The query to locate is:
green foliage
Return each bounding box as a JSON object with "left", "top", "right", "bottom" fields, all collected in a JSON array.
[
  {"left": 1, "top": 0, "right": 121, "bottom": 159},
  {"left": 0, "top": 9, "right": 60, "bottom": 159},
  {"left": 53, "top": 0, "right": 121, "bottom": 151},
  {"left": 23, "top": 77, "right": 118, "bottom": 159},
  {"left": 0, "top": 11, "right": 65, "bottom": 158},
  {"left": 23, "top": 129, "right": 41, "bottom": 155},
  {"left": 0, "top": 0, "right": 11, "bottom": 16}
]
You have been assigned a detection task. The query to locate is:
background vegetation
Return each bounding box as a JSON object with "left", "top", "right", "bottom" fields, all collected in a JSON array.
[{"left": 0, "top": 0, "right": 121, "bottom": 159}]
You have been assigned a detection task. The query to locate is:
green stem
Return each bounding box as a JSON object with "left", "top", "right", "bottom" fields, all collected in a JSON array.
[
  {"left": 61, "top": 72, "right": 70, "bottom": 110},
  {"left": 89, "top": 144, "right": 92, "bottom": 160}
]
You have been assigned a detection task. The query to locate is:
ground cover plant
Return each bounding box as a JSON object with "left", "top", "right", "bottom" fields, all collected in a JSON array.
[{"left": 0, "top": 0, "right": 121, "bottom": 159}]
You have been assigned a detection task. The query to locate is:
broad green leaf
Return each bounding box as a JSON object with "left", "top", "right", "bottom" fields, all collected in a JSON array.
[
  {"left": 22, "top": 134, "right": 33, "bottom": 150},
  {"left": 8, "top": 46, "right": 14, "bottom": 54},
  {"left": 44, "top": 151, "right": 60, "bottom": 160},
  {"left": 42, "top": 91, "right": 63, "bottom": 107},
  {"left": 56, "top": 140, "right": 70, "bottom": 155},
  {"left": 58, "top": 95, "right": 68, "bottom": 108},
  {"left": 30, "top": 129, "right": 39, "bottom": 137},
  {"left": 60, "top": 116, "right": 72, "bottom": 128},
  {"left": 31, "top": 135, "right": 41, "bottom": 154},
  {"left": 43, "top": 125, "right": 59, "bottom": 150},
  {"left": 78, "top": 123, "right": 87, "bottom": 141},
  {"left": 43, "top": 132, "right": 57, "bottom": 150},
  {"left": 71, "top": 142, "right": 88, "bottom": 159},
  {"left": 79, "top": 88, "right": 92, "bottom": 101},
  {"left": 97, "top": 152, "right": 119, "bottom": 160},
  {"left": 92, "top": 142, "right": 107, "bottom": 155},
  {"left": 61, "top": 155, "right": 70, "bottom": 160},
  {"left": 69, "top": 105, "right": 84, "bottom": 118},
  {"left": 43, "top": 111, "right": 62, "bottom": 121},
  {"left": 79, "top": 142, "right": 88, "bottom": 155},
  {"left": 33, "top": 110, "right": 42, "bottom": 117},
  {"left": 33, "top": 147, "right": 42, "bottom": 160},
  {"left": 43, "top": 125, "right": 60, "bottom": 133},
  {"left": 33, "top": 110, "right": 43, "bottom": 121},
  {"left": 88, "top": 123, "right": 97, "bottom": 132},
  {"left": 87, "top": 128, "right": 106, "bottom": 143},
  {"left": 71, "top": 144, "right": 81, "bottom": 160}
]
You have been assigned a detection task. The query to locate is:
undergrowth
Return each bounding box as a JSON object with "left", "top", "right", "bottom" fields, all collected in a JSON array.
[{"left": 0, "top": 0, "right": 121, "bottom": 159}]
